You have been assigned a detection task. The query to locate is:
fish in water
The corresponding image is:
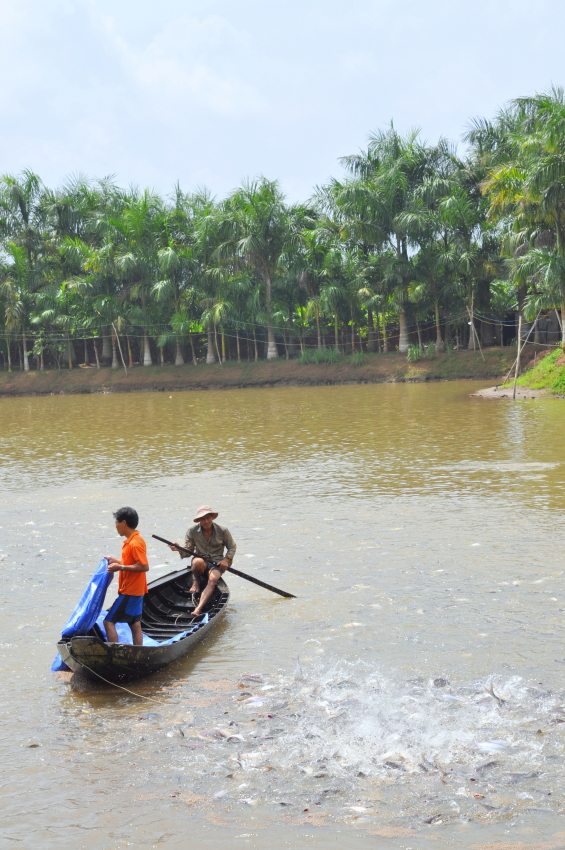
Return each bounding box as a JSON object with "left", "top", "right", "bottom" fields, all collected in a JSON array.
[
  {"left": 475, "top": 761, "right": 499, "bottom": 773},
  {"left": 383, "top": 760, "right": 406, "bottom": 771},
  {"left": 503, "top": 771, "right": 540, "bottom": 783},
  {"left": 472, "top": 740, "right": 516, "bottom": 752},
  {"left": 242, "top": 696, "right": 264, "bottom": 706},
  {"left": 294, "top": 656, "right": 304, "bottom": 680},
  {"left": 485, "top": 681, "right": 507, "bottom": 706}
]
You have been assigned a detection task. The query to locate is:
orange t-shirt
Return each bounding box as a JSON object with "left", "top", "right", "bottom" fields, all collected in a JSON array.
[{"left": 118, "top": 530, "right": 148, "bottom": 596}]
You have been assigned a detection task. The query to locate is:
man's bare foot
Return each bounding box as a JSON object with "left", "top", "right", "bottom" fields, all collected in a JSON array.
[
  {"left": 189, "top": 584, "right": 199, "bottom": 593},
  {"left": 191, "top": 608, "right": 204, "bottom": 618}
]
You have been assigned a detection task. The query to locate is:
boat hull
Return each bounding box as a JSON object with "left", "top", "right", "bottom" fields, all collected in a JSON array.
[{"left": 56, "top": 567, "right": 229, "bottom": 683}]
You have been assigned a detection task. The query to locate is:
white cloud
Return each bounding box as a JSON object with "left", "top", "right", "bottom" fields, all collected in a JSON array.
[
  {"left": 0, "top": 0, "right": 564, "bottom": 200},
  {"left": 95, "top": 11, "right": 264, "bottom": 117}
]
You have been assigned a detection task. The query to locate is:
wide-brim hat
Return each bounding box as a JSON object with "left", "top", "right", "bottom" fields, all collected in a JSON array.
[{"left": 194, "top": 504, "right": 218, "bottom": 522}]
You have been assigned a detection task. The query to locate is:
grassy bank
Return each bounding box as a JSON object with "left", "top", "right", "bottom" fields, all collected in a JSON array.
[
  {"left": 514, "top": 348, "right": 565, "bottom": 394},
  {"left": 0, "top": 349, "right": 518, "bottom": 398}
]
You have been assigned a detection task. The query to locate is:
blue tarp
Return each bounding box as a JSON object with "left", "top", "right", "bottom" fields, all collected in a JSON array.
[
  {"left": 51, "top": 558, "right": 114, "bottom": 671},
  {"left": 94, "top": 611, "right": 209, "bottom": 645},
  {"left": 51, "top": 560, "right": 209, "bottom": 672}
]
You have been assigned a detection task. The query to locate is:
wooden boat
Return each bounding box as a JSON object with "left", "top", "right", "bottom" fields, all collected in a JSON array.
[{"left": 56, "top": 566, "right": 229, "bottom": 683}]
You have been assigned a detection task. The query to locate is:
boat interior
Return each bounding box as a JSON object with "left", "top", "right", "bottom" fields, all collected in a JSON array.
[{"left": 140, "top": 571, "right": 228, "bottom": 642}]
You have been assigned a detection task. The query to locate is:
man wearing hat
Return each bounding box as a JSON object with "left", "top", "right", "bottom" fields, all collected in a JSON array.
[{"left": 171, "top": 505, "right": 236, "bottom": 618}]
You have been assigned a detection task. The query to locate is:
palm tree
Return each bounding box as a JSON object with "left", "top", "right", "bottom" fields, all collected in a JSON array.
[
  {"left": 339, "top": 128, "right": 432, "bottom": 352},
  {"left": 108, "top": 190, "right": 166, "bottom": 365},
  {"left": 481, "top": 87, "right": 565, "bottom": 348},
  {"left": 0, "top": 242, "right": 42, "bottom": 371},
  {"left": 215, "top": 178, "right": 303, "bottom": 359}
]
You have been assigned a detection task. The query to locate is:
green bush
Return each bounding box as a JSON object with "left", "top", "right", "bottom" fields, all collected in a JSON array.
[
  {"left": 424, "top": 341, "right": 436, "bottom": 358},
  {"left": 351, "top": 351, "right": 367, "bottom": 366},
  {"left": 406, "top": 343, "right": 421, "bottom": 362},
  {"left": 319, "top": 347, "right": 342, "bottom": 364}
]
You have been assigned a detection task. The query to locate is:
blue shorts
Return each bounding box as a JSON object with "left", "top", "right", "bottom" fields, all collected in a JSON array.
[{"left": 105, "top": 594, "right": 144, "bottom": 624}]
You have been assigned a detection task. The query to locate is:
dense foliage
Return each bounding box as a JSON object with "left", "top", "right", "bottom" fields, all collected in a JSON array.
[{"left": 2, "top": 87, "right": 565, "bottom": 371}]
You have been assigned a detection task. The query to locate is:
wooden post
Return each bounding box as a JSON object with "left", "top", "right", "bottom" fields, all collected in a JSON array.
[{"left": 513, "top": 314, "right": 523, "bottom": 400}]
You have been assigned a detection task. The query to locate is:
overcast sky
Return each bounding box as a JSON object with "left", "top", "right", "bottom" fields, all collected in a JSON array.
[{"left": 1, "top": 0, "right": 564, "bottom": 201}]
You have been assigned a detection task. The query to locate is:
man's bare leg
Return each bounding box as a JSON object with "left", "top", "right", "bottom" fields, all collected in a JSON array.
[
  {"left": 104, "top": 620, "right": 118, "bottom": 643},
  {"left": 189, "top": 557, "right": 207, "bottom": 592},
  {"left": 192, "top": 569, "right": 220, "bottom": 617},
  {"left": 130, "top": 621, "right": 143, "bottom": 646}
]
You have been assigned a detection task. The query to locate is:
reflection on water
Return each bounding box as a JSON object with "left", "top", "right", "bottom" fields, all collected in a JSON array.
[{"left": 1, "top": 381, "right": 565, "bottom": 849}]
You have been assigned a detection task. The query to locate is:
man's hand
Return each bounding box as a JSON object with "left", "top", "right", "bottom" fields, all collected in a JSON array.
[
  {"left": 218, "top": 558, "right": 229, "bottom": 570},
  {"left": 107, "top": 562, "right": 122, "bottom": 573},
  {"left": 169, "top": 542, "right": 183, "bottom": 554}
]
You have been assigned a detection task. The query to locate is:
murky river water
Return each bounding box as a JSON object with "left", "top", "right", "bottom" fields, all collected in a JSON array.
[{"left": 2, "top": 381, "right": 565, "bottom": 850}]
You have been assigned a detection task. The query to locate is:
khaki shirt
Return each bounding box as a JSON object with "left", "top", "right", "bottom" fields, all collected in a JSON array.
[{"left": 183, "top": 522, "right": 236, "bottom": 564}]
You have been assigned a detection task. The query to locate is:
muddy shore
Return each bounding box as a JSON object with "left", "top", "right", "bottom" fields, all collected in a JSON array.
[
  {"left": 471, "top": 384, "right": 549, "bottom": 399},
  {"left": 0, "top": 349, "right": 517, "bottom": 398}
]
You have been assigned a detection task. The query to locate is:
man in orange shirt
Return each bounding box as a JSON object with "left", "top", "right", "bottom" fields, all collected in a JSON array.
[{"left": 103, "top": 507, "right": 149, "bottom": 646}]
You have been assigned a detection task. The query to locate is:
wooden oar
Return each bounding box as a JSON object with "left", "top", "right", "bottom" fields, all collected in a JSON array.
[{"left": 151, "top": 534, "right": 296, "bottom": 599}]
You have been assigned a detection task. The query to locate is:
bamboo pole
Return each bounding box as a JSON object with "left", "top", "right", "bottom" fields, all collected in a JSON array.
[{"left": 512, "top": 314, "right": 523, "bottom": 400}]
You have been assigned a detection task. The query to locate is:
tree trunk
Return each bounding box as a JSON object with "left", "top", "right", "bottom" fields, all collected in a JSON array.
[
  {"left": 159, "top": 346, "right": 165, "bottom": 366},
  {"left": 40, "top": 349, "right": 44, "bottom": 371},
  {"left": 7, "top": 339, "right": 12, "bottom": 372},
  {"left": 189, "top": 334, "right": 197, "bottom": 366},
  {"left": 434, "top": 298, "right": 444, "bottom": 352},
  {"left": 93, "top": 339, "right": 100, "bottom": 369},
  {"left": 398, "top": 311, "right": 408, "bottom": 353},
  {"left": 22, "top": 332, "right": 30, "bottom": 372},
  {"left": 221, "top": 327, "right": 226, "bottom": 362},
  {"left": 367, "top": 307, "right": 377, "bottom": 352},
  {"left": 67, "top": 334, "right": 73, "bottom": 370},
  {"left": 143, "top": 331, "right": 153, "bottom": 366},
  {"left": 264, "top": 274, "right": 278, "bottom": 360},
  {"left": 236, "top": 329, "right": 241, "bottom": 363},
  {"left": 214, "top": 324, "right": 222, "bottom": 366},
  {"left": 415, "top": 320, "right": 422, "bottom": 351},
  {"left": 253, "top": 327, "right": 259, "bottom": 361},
  {"left": 561, "top": 289, "right": 565, "bottom": 351},
  {"left": 499, "top": 321, "right": 504, "bottom": 347},
  {"left": 382, "top": 316, "right": 388, "bottom": 352},
  {"left": 334, "top": 314, "right": 340, "bottom": 351},
  {"left": 315, "top": 305, "right": 322, "bottom": 350},
  {"left": 206, "top": 326, "right": 215, "bottom": 364},
  {"left": 83, "top": 338, "right": 89, "bottom": 366},
  {"left": 126, "top": 333, "right": 134, "bottom": 367},
  {"left": 111, "top": 334, "right": 119, "bottom": 369},
  {"left": 112, "top": 334, "right": 120, "bottom": 369},
  {"left": 350, "top": 321, "right": 355, "bottom": 353},
  {"left": 175, "top": 338, "right": 184, "bottom": 366},
  {"left": 101, "top": 331, "right": 112, "bottom": 365}
]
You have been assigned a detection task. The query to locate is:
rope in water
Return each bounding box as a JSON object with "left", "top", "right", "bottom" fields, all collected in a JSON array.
[{"left": 67, "top": 652, "right": 167, "bottom": 704}]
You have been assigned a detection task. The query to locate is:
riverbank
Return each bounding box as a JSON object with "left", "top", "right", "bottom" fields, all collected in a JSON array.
[
  {"left": 473, "top": 347, "right": 565, "bottom": 399},
  {"left": 0, "top": 348, "right": 518, "bottom": 397}
]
